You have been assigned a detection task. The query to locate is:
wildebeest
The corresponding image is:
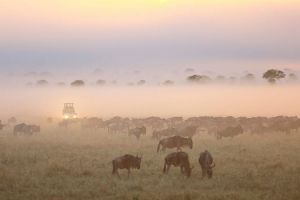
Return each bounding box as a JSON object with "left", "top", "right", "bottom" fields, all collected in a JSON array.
[
  {"left": 47, "top": 117, "right": 53, "bottom": 123},
  {"left": 112, "top": 154, "right": 142, "bottom": 178},
  {"left": 8, "top": 117, "right": 17, "bottom": 125},
  {"left": 199, "top": 150, "right": 215, "bottom": 179},
  {"left": 216, "top": 125, "right": 243, "bottom": 139},
  {"left": 58, "top": 120, "right": 69, "bottom": 128},
  {"left": 107, "top": 122, "right": 129, "bottom": 134},
  {"left": 81, "top": 117, "right": 104, "bottom": 130},
  {"left": 128, "top": 126, "right": 146, "bottom": 140},
  {"left": 152, "top": 128, "right": 176, "bottom": 140},
  {"left": 157, "top": 135, "right": 193, "bottom": 152},
  {"left": 177, "top": 126, "right": 198, "bottom": 138},
  {"left": 58, "top": 119, "right": 79, "bottom": 128},
  {"left": 163, "top": 151, "right": 193, "bottom": 177},
  {"left": 0, "top": 120, "right": 7, "bottom": 131},
  {"left": 13, "top": 123, "right": 40, "bottom": 135}
]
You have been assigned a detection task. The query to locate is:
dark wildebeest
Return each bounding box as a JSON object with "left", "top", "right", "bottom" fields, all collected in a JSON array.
[
  {"left": 47, "top": 117, "right": 53, "bottom": 124},
  {"left": 0, "top": 120, "right": 7, "bottom": 131},
  {"left": 81, "top": 117, "right": 104, "bottom": 130},
  {"left": 216, "top": 125, "right": 243, "bottom": 139},
  {"left": 112, "top": 154, "right": 142, "bottom": 178},
  {"left": 177, "top": 126, "right": 198, "bottom": 138},
  {"left": 8, "top": 117, "right": 17, "bottom": 125},
  {"left": 13, "top": 123, "right": 40, "bottom": 135},
  {"left": 157, "top": 135, "right": 193, "bottom": 152},
  {"left": 128, "top": 126, "right": 146, "bottom": 140},
  {"left": 199, "top": 150, "right": 215, "bottom": 179},
  {"left": 152, "top": 128, "right": 177, "bottom": 140},
  {"left": 107, "top": 122, "right": 129, "bottom": 134},
  {"left": 163, "top": 152, "right": 193, "bottom": 177}
]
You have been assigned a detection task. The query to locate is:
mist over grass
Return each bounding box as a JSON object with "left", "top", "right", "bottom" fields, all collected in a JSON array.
[{"left": 1, "top": 84, "right": 300, "bottom": 121}]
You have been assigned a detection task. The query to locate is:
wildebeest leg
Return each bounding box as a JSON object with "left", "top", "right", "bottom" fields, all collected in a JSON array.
[
  {"left": 180, "top": 166, "right": 184, "bottom": 174},
  {"left": 127, "top": 168, "right": 131, "bottom": 178},
  {"left": 113, "top": 169, "right": 121, "bottom": 178},
  {"left": 116, "top": 170, "right": 121, "bottom": 179},
  {"left": 166, "top": 165, "right": 171, "bottom": 174},
  {"left": 202, "top": 167, "right": 206, "bottom": 178},
  {"left": 208, "top": 169, "right": 213, "bottom": 179}
]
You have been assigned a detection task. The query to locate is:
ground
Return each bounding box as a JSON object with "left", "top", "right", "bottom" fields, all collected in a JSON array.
[{"left": 0, "top": 124, "right": 299, "bottom": 200}]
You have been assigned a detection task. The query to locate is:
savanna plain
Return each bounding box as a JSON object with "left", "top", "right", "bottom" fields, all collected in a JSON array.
[{"left": 0, "top": 122, "right": 299, "bottom": 200}]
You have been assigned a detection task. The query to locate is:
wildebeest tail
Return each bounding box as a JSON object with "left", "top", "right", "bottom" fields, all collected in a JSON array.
[
  {"left": 163, "top": 160, "right": 167, "bottom": 173},
  {"left": 157, "top": 141, "right": 161, "bottom": 152},
  {"left": 112, "top": 160, "right": 116, "bottom": 174}
]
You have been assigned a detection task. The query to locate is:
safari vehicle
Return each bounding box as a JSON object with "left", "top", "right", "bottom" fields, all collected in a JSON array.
[{"left": 62, "top": 103, "right": 78, "bottom": 119}]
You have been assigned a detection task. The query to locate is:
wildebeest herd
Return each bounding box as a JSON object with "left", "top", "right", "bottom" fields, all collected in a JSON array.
[{"left": 1, "top": 115, "right": 300, "bottom": 179}]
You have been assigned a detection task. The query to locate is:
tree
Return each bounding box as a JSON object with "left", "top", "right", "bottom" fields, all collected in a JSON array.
[
  {"left": 71, "top": 80, "right": 85, "bottom": 87},
  {"left": 187, "top": 74, "right": 211, "bottom": 83},
  {"left": 263, "top": 69, "right": 286, "bottom": 84},
  {"left": 96, "top": 79, "right": 106, "bottom": 85},
  {"left": 57, "top": 82, "right": 66, "bottom": 87},
  {"left": 229, "top": 76, "right": 236, "bottom": 82},
  {"left": 137, "top": 80, "right": 146, "bottom": 86},
  {"left": 241, "top": 73, "right": 255, "bottom": 82},
  {"left": 216, "top": 75, "right": 226, "bottom": 82},
  {"left": 185, "top": 68, "right": 195, "bottom": 73},
  {"left": 36, "top": 80, "right": 49, "bottom": 86},
  {"left": 163, "top": 80, "right": 174, "bottom": 86},
  {"left": 288, "top": 73, "right": 298, "bottom": 81}
]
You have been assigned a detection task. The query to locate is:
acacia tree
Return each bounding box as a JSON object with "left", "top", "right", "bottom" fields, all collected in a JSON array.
[
  {"left": 137, "top": 80, "right": 146, "bottom": 86},
  {"left": 36, "top": 80, "right": 49, "bottom": 86},
  {"left": 263, "top": 69, "right": 286, "bottom": 84},
  {"left": 187, "top": 74, "right": 211, "bottom": 83},
  {"left": 71, "top": 80, "right": 85, "bottom": 87},
  {"left": 216, "top": 75, "right": 226, "bottom": 82},
  {"left": 57, "top": 82, "right": 66, "bottom": 87},
  {"left": 288, "top": 73, "right": 298, "bottom": 81},
  {"left": 241, "top": 73, "right": 255, "bottom": 81},
  {"left": 163, "top": 80, "right": 174, "bottom": 86},
  {"left": 96, "top": 79, "right": 106, "bottom": 85}
]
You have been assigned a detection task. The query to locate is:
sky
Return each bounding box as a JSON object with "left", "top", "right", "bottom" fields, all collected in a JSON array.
[
  {"left": 0, "top": 0, "right": 300, "bottom": 118},
  {"left": 0, "top": 0, "right": 300, "bottom": 73}
]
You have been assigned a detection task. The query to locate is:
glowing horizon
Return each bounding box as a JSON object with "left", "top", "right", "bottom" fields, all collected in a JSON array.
[{"left": 1, "top": 0, "right": 300, "bottom": 71}]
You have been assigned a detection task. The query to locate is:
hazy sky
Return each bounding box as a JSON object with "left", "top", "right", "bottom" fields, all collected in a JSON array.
[
  {"left": 1, "top": 1, "right": 300, "bottom": 119},
  {"left": 1, "top": 0, "right": 300, "bottom": 73}
]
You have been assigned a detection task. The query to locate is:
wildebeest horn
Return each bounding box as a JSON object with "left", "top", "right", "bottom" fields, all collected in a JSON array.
[
  {"left": 209, "top": 162, "right": 216, "bottom": 168},
  {"left": 136, "top": 153, "right": 142, "bottom": 158}
]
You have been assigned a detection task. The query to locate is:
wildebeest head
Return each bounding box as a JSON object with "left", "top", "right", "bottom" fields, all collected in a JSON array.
[
  {"left": 152, "top": 130, "right": 158, "bottom": 138},
  {"left": 184, "top": 165, "right": 194, "bottom": 177},
  {"left": 31, "top": 125, "right": 41, "bottom": 133},
  {"left": 133, "top": 155, "right": 142, "bottom": 169},
  {"left": 199, "top": 150, "right": 215, "bottom": 178},
  {"left": 236, "top": 125, "right": 244, "bottom": 134},
  {"left": 188, "top": 138, "right": 193, "bottom": 149},
  {"left": 207, "top": 161, "right": 215, "bottom": 178}
]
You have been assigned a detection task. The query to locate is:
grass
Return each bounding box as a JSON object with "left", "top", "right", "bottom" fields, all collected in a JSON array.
[{"left": 0, "top": 124, "right": 299, "bottom": 200}]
